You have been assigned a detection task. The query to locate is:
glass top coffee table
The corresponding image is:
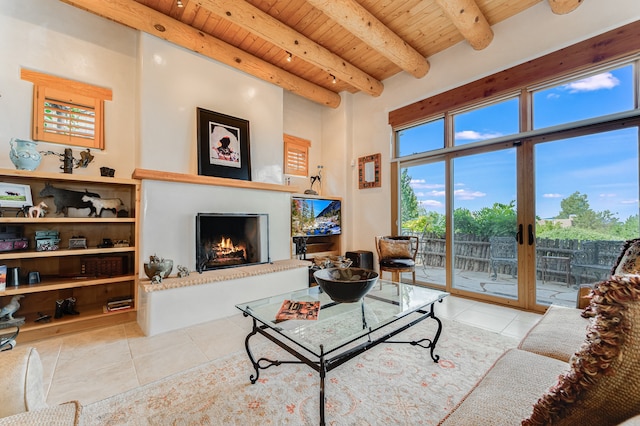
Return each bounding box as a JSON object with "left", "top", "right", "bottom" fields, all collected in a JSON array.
[{"left": 236, "top": 279, "right": 449, "bottom": 425}]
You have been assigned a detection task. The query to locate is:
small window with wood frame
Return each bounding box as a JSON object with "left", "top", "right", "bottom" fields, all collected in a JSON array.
[
  {"left": 284, "top": 134, "right": 311, "bottom": 176},
  {"left": 21, "top": 69, "right": 112, "bottom": 150}
]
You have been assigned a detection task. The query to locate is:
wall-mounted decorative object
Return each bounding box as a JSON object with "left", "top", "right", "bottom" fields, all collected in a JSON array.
[
  {"left": 358, "top": 153, "right": 381, "bottom": 189},
  {"left": 41, "top": 148, "right": 94, "bottom": 174},
  {"left": 197, "top": 107, "right": 251, "bottom": 181},
  {"left": 0, "top": 183, "right": 33, "bottom": 209}
]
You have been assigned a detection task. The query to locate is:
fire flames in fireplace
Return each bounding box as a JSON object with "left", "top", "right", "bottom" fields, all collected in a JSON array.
[
  {"left": 216, "top": 237, "right": 245, "bottom": 258},
  {"left": 196, "top": 213, "right": 269, "bottom": 272},
  {"left": 207, "top": 236, "right": 246, "bottom": 266}
]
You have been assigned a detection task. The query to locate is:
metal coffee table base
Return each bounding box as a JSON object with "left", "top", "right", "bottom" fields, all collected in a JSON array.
[{"left": 242, "top": 302, "right": 443, "bottom": 426}]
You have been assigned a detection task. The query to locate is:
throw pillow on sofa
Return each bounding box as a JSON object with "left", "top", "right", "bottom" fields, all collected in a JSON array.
[{"left": 612, "top": 238, "right": 640, "bottom": 276}]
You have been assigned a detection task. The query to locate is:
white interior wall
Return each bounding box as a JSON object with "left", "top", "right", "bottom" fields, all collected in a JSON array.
[
  {"left": 0, "top": 1, "right": 138, "bottom": 176},
  {"left": 347, "top": 0, "right": 640, "bottom": 258},
  {"left": 136, "top": 34, "right": 293, "bottom": 267},
  {"left": 282, "top": 92, "right": 323, "bottom": 195},
  {"left": 138, "top": 34, "right": 284, "bottom": 183}
]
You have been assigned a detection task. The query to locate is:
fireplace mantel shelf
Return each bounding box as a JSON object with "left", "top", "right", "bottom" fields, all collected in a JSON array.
[
  {"left": 140, "top": 259, "right": 311, "bottom": 292},
  {"left": 132, "top": 168, "right": 298, "bottom": 193}
]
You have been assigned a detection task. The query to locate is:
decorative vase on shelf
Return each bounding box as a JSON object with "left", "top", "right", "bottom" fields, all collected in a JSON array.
[{"left": 9, "top": 138, "right": 42, "bottom": 171}]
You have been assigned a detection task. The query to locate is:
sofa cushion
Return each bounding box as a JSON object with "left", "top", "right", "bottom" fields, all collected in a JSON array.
[
  {"left": 378, "top": 238, "right": 412, "bottom": 259},
  {"left": 438, "top": 348, "right": 568, "bottom": 425},
  {"left": 0, "top": 346, "right": 48, "bottom": 418},
  {"left": 523, "top": 274, "right": 640, "bottom": 426},
  {"left": 0, "top": 401, "right": 81, "bottom": 425},
  {"left": 612, "top": 238, "right": 640, "bottom": 276},
  {"left": 518, "top": 305, "right": 590, "bottom": 362}
]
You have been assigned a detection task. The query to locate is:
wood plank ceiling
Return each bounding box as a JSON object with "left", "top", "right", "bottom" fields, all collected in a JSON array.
[{"left": 61, "top": 0, "right": 583, "bottom": 108}]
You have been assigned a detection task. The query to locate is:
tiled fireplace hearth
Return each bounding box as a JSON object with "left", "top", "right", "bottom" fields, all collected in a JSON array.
[{"left": 137, "top": 259, "right": 310, "bottom": 336}]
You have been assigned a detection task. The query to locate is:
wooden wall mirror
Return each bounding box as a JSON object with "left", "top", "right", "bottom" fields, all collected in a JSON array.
[{"left": 358, "top": 153, "right": 381, "bottom": 189}]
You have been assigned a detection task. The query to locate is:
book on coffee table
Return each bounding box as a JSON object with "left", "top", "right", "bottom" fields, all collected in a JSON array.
[{"left": 275, "top": 300, "right": 320, "bottom": 321}]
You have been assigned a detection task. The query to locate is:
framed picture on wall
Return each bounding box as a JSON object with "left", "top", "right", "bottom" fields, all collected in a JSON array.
[
  {"left": 197, "top": 107, "right": 251, "bottom": 181},
  {"left": 0, "top": 183, "right": 33, "bottom": 208}
]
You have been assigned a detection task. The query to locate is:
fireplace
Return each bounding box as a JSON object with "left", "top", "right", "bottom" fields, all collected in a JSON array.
[{"left": 196, "top": 213, "right": 270, "bottom": 272}]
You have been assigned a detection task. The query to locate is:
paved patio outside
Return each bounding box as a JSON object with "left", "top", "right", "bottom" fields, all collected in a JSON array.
[{"left": 402, "top": 265, "right": 581, "bottom": 308}]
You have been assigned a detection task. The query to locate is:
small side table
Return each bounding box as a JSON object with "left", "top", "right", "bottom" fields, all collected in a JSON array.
[{"left": 540, "top": 256, "right": 571, "bottom": 287}]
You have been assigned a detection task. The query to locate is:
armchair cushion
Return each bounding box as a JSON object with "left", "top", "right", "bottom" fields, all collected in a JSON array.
[
  {"left": 378, "top": 238, "right": 412, "bottom": 259},
  {"left": 379, "top": 258, "right": 415, "bottom": 268},
  {"left": 523, "top": 274, "right": 640, "bottom": 426}
]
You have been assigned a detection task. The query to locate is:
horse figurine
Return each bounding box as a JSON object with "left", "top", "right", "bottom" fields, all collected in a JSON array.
[
  {"left": 16, "top": 201, "right": 48, "bottom": 218},
  {"left": 29, "top": 201, "right": 48, "bottom": 218}
]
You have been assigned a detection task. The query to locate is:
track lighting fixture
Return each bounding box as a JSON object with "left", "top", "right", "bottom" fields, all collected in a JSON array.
[
  {"left": 177, "top": 0, "right": 184, "bottom": 8},
  {"left": 331, "top": 74, "right": 336, "bottom": 84},
  {"left": 286, "top": 52, "right": 292, "bottom": 62}
]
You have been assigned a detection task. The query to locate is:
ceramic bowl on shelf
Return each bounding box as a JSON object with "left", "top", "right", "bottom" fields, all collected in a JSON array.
[{"left": 313, "top": 267, "right": 378, "bottom": 303}]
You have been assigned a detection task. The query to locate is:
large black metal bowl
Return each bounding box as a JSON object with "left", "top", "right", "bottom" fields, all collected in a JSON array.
[{"left": 313, "top": 267, "right": 379, "bottom": 303}]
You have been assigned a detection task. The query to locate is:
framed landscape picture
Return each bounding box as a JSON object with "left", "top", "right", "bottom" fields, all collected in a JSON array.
[
  {"left": 197, "top": 107, "right": 251, "bottom": 181},
  {"left": 0, "top": 182, "right": 33, "bottom": 208}
]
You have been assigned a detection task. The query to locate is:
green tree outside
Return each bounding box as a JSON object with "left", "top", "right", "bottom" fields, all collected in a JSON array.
[{"left": 401, "top": 177, "right": 639, "bottom": 241}]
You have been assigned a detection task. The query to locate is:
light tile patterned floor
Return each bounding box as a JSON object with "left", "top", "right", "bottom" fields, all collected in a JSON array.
[{"left": 26, "top": 296, "right": 541, "bottom": 406}]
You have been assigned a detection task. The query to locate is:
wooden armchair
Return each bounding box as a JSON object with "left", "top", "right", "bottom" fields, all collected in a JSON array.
[{"left": 375, "top": 236, "right": 419, "bottom": 283}]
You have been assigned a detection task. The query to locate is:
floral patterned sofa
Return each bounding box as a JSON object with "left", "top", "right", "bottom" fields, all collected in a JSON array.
[{"left": 439, "top": 238, "right": 640, "bottom": 425}]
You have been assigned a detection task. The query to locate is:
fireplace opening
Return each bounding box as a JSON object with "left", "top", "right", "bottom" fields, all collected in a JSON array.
[{"left": 196, "top": 213, "right": 269, "bottom": 272}]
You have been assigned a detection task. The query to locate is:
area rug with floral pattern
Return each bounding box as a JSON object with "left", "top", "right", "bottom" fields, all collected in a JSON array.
[{"left": 83, "top": 318, "right": 517, "bottom": 425}]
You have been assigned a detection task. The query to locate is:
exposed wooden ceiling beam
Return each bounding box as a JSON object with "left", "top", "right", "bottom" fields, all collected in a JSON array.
[
  {"left": 195, "top": 0, "right": 383, "bottom": 97},
  {"left": 434, "top": 0, "right": 493, "bottom": 50},
  {"left": 59, "top": 0, "right": 341, "bottom": 108},
  {"left": 305, "top": 0, "right": 430, "bottom": 79},
  {"left": 547, "top": 0, "right": 583, "bottom": 14}
]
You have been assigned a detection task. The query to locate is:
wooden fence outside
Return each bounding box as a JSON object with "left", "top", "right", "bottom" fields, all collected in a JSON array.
[{"left": 403, "top": 231, "right": 623, "bottom": 284}]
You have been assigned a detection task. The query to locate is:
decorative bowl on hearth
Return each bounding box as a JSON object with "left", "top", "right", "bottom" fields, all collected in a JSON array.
[
  {"left": 144, "top": 257, "right": 174, "bottom": 280},
  {"left": 313, "top": 267, "right": 378, "bottom": 303}
]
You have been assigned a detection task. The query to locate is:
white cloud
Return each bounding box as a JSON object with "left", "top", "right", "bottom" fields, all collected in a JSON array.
[
  {"left": 454, "top": 188, "right": 486, "bottom": 200},
  {"left": 599, "top": 193, "right": 617, "bottom": 198},
  {"left": 410, "top": 179, "right": 444, "bottom": 190},
  {"left": 563, "top": 72, "right": 620, "bottom": 93},
  {"left": 543, "top": 193, "right": 562, "bottom": 198},
  {"left": 621, "top": 199, "right": 639, "bottom": 205},
  {"left": 546, "top": 93, "right": 560, "bottom": 100},
  {"left": 455, "top": 130, "right": 502, "bottom": 141},
  {"left": 420, "top": 200, "right": 444, "bottom": 207}
]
